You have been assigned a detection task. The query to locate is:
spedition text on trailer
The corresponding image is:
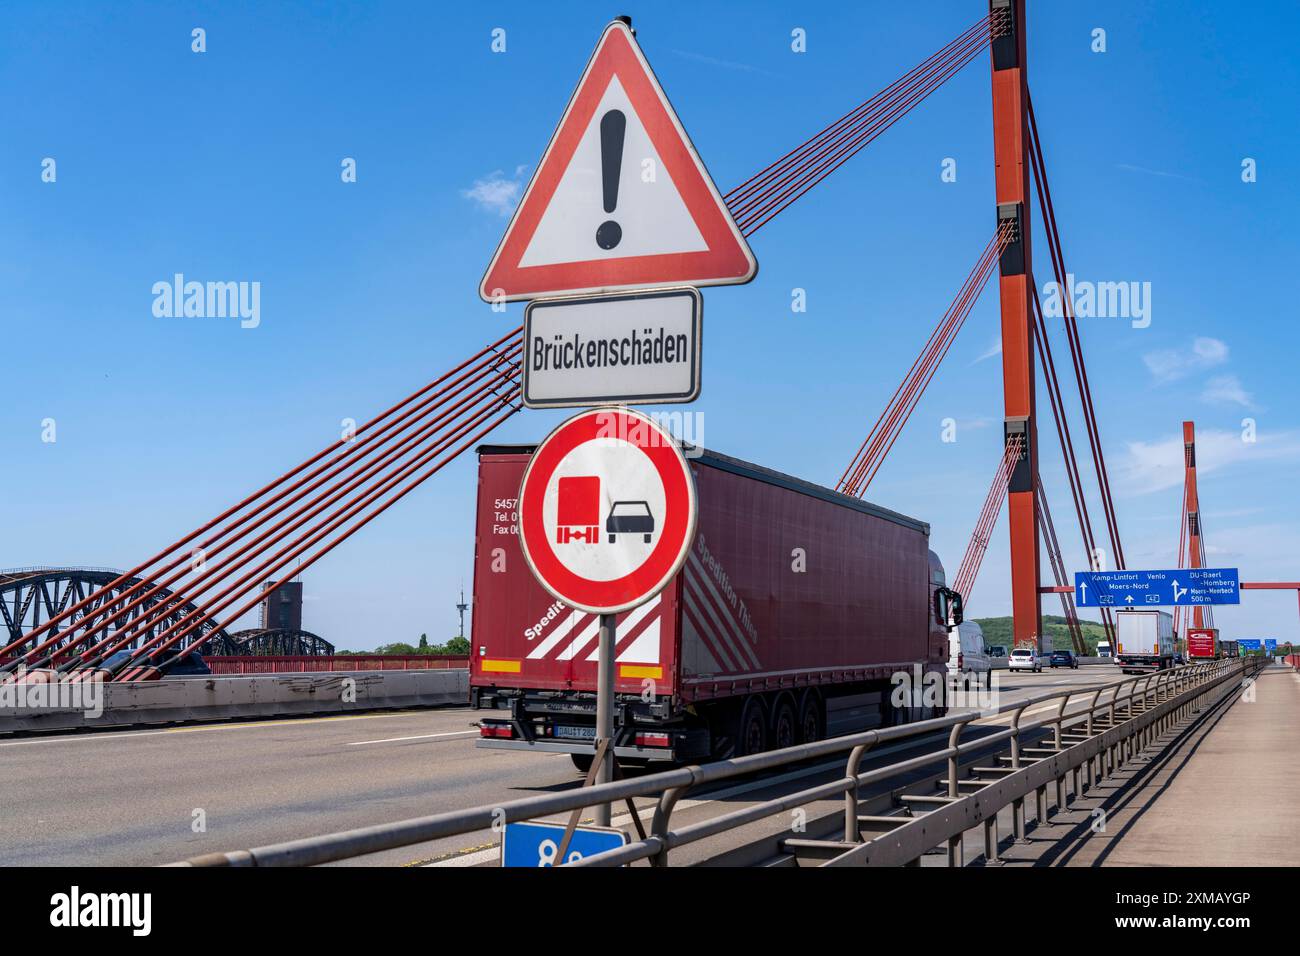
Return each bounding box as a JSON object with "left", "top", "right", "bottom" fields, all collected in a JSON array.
[{"left": 531, "top": 327, "right": 691, "bottom": 372}]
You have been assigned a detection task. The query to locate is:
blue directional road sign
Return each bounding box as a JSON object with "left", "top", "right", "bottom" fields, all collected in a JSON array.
[
  {"left": 1238, "top": 639, "right": 1262, "bottom": 652},
  {"left": 1074, "top": 568, "right": 1240, "bottom": 608},
  {"left": 1265, "top": 639, "right": 1278, "bottom": 655},
  {"left": 501, "top": 821, "right": 628, "bottom": 868}
]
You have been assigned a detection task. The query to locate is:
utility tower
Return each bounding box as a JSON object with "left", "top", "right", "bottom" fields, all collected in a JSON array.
[{"left": 456, "top": 586, "right": 469, "bottom": 641}]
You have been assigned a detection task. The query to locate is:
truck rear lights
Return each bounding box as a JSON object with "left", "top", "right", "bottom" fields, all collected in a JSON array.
[
  {"left": 480, "top": 723, "right": 515, "bottom": 739},
  {"left": 634, "top": 732, "right": 671, "bottom": 748}
]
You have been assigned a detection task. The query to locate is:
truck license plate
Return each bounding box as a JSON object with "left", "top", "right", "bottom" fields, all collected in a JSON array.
[{"left": 554, "top": 725, "right": 596, "bottom": 740}]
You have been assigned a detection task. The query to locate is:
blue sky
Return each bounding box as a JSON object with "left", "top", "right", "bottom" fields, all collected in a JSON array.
[{"left": 3, "top": 1, "right": 1299, "bottom": 648}]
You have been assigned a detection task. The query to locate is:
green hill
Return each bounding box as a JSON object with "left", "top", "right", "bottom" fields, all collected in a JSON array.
[{"left": 972, "top": 614, "right": 1110, "bottom": 653}]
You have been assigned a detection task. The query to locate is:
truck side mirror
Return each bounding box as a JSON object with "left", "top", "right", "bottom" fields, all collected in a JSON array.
[{"left": 934, "top": 588, "right": 964, "bottom": 627}]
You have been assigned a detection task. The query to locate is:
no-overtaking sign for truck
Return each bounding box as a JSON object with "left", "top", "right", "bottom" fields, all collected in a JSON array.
[{"left": 517, "top": 407, "right": 697, "bottom": 614}]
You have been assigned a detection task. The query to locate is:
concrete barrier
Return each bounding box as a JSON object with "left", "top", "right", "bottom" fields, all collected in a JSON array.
[{"left": 0, "top": 668, "right": 469, "bottom": 735}]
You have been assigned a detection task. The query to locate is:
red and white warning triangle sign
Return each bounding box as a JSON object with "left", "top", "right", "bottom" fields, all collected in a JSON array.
[{"left": 479, "top": 19, "right": 757, "bottom": 302}]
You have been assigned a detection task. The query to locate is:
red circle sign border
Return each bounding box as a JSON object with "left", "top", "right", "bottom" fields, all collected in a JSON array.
[{"left": 517, "top": 408, "right": 697, "bottom": 615}]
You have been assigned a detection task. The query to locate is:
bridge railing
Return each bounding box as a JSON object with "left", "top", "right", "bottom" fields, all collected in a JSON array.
[
  {"left": 202, "top": 655, "right": 469, "bottom": 674},
  {"left": 175, "top": 657, "right": 1263, "bottom": 868}
]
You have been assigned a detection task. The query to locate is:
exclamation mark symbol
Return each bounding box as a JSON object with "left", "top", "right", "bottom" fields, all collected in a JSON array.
[{"left": 596, "top": 109, "right": 626, "bottom": 250}]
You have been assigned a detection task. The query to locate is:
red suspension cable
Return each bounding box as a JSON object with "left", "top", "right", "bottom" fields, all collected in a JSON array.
[
  {"left": 953, "top": 436, "right": 1023, "bottom": 602},
  {"left": 113, "top": 388, "right": 523, "bottom": 679},
  {"left": 838, "top": 224, "right": 1012, "bottom": 497},
  {"left": 14, "top": 19, "right": 1002, "bottom": 679},
  {"left": 1027, "top": 90, "right": 1126, "bottom": 571},
  {"left": 24, "top": 343, "right": 524, "bottom": 671},
  {"left": 724, "top": 14, "right": 997, "bottom": 214},
  {"left": 733, "top": 14, "right": 1004, "bottom": 234},
  {"left": 54, "top": 351, "right": 524, "bottom": 672},
  {"left": 1036, "top": 479, "right": 1086, "bottom": 654}
]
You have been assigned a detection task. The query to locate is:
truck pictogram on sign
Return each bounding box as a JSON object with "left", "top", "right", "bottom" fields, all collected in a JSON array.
[{"left": 556, "top": 476, "right": 601, "bottom": 544}]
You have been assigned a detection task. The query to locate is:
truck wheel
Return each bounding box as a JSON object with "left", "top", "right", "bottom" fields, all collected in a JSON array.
[
  {"left": 608, "top": 534, "right": 615, "bottom": 544},
  {"left": 570, "top": 754, "right": 594, "bottom": 774},
  {"left": 798, "top": 692, "right": 824, "bottom": 744},
  {"left": 737, "top": 697, "right": 768, "bottom": 756},
  {"left": 771, "top": 699, "right": 798, "bottom": 751}
]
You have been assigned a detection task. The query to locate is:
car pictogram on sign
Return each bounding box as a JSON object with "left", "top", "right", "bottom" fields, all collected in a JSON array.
[{"left": 606, "top": 500, "right": 654, "bottom": 544}]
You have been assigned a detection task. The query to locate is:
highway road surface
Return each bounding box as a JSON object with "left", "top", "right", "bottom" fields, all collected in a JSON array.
[{"left": 0, "top": 665, "right": 1138, "bottom": 866}]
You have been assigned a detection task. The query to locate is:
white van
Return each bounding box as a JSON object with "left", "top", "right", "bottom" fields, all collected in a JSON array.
[{"left": 948, "top": 621, "right": 992, "bottom": 683}]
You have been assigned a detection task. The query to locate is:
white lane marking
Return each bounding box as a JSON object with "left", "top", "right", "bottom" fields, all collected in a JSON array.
[
  {"left": 347, "top": 730, "right": 478, "bottom": 746},
  {"left": 0, "top": 709, "right": 475, "bottom": 748},
  {"left": 0, "top": 729, "right": 172, "bottom": 748}
]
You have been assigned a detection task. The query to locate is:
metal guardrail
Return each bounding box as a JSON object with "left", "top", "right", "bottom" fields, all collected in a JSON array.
[
  {"left": 204, "top": 655, "right": 469, "bottom": 674},
  {"left": 175, "top": 657, "right": 1263, "bottom": 868}
]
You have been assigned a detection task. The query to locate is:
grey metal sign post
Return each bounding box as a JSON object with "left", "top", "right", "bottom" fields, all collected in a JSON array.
[{"left": 594, "top": 613, "right": 617, "bottom": 826}]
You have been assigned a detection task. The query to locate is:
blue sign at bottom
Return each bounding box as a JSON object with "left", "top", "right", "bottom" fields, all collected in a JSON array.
[
  {"left": 1237, "top": 639, "right": 1262, "bottom": 652},
  {"left": 501, "top": 821, "right": 628, "bottom": 868}
]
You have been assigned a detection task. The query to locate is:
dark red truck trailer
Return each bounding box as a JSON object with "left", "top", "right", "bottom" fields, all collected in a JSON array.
[{"left": 470, "top": 443, "right": 957, "bottom": 769}]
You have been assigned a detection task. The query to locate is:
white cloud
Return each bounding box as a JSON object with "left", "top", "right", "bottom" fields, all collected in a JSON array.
[
  {"left": 1141, "top": 336, "right": 1228, "bottom": 383},
  {"left": 971, "top": 336, "right": 1001, "bottom": 365},
  {"left": 671, "top": 49, "right": 772, "bottom": 75},
  {"left": 1201, "top": 373, "right": 1255, "bottom": 409},
  {"left": 1116, "top": 427, "right": 1300, "bottom": 496},
  {"left": 1114, "top": 162, "right": 1202, "bottom": 184},
  {"left": 462, "top": 165, "right": 528, "bottom": 217}
]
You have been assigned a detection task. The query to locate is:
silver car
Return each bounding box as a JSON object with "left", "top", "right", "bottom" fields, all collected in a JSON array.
[{"left": 1008, "top": 647, "right": 1042, "bottom": 673}]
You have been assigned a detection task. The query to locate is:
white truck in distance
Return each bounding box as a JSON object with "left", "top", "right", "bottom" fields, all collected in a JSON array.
[{"left": 1115, "top": 609, "right": 1175, "bottom": 673}]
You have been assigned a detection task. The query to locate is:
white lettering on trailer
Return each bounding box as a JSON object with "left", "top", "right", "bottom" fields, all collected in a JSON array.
[
  {"left": 685, "top": 556, "right": 759, "bottom": 670},
  {"left": 525, "top": 607, "right": 584, "bottom": 657},
  {"left": 682, "top": 584, "right": 738, "bottom": 672},
  {"left": 681, "top": 612, "right": 725, "bottom": 675},
  {"left": 525, "top": 595, "right": 665, "bottom": 663},
  {"left": 523, "top": 600, "right": 568, "bottom": 640},
  {"left": 694, "top": 533, "right": 759, "bottom": 644}
]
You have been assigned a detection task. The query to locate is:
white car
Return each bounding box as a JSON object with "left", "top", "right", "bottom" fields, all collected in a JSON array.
[{"left": 1008, "top": 647, "right": 1042, "bottom": 673}]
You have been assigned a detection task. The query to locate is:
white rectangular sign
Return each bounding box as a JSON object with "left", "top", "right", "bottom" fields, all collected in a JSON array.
[{"left": 522, "top": 287, "right": 701, "bottom": 408}]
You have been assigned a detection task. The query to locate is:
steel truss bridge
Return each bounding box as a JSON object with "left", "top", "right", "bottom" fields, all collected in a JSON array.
[
  {"left": 0, "top": 568, "right": 334, "bottom": 670},
  {"left": 0, "top": 567, "right": 232, "bottom": 661}
]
